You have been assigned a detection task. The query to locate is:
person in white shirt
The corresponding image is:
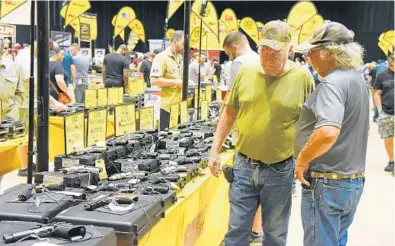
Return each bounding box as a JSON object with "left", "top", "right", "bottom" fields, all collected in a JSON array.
[{"left": 223, "top": 31, "right": 260, "bottom": 91}]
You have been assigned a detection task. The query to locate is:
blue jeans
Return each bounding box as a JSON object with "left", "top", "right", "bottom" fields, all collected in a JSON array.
[
  {"left": 224, "top": 153, "right": 294, "bottom": 246},
  {"left": 301, "top": 178, "right": 364, "bottom": 246}
]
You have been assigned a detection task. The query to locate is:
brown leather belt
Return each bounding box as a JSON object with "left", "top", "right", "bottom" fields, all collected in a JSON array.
[
  {"left": 310, "top": 171, "right": 365, "bottom": 180},
  {"left": 238, "top": 152, "right": 292, "bottom": 166}
]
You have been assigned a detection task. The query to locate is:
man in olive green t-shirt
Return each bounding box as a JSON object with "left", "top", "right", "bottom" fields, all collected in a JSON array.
[{"left": 208, "top": 21, "right": 314, "bottom": 246}]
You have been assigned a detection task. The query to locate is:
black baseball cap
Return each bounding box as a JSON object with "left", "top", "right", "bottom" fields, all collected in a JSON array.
[{"left": 296, "top": 22, "right": 354, "bottom": 53}]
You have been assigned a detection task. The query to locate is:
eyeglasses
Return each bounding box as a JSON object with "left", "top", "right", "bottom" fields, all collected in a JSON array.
[{"left": 307, "top": 47, "right": 323, "bottom": 56}]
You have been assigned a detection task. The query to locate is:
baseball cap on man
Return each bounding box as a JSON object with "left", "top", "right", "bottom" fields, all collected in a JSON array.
[
  {"left": 296, "top": 22, "right": 354, "bottom": 53},
  {"left": 258, "top": 20, "right": 292, "bottom": 50}
]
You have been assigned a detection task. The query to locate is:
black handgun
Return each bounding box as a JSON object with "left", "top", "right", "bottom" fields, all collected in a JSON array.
[
  {"left": 3, "top": 223, "right": 86, "bottom": 244},
  {"left": 222, "top": 165, "right": 233, "bottom": 183}
]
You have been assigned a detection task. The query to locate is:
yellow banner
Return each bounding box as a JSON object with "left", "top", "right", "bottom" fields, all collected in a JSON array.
[
  {"left": 167, "top": 0, "right": 184, "bottom": 20},
  {"left": 191, "top": 1, "right": 218, "bottom": 36},
  {"left": 287, "top": 1, "right": 318, "bottom": 45},
  {"left": 287, "top": 1, "right": 318, "bottom": 30},
  {"left": 205, "top": 85, "right": 212, "bottom": 103},
  {"left": 61, "top": 4, "right": 80, "bottom": 36},
  {"left": 64, "top": 112, "right": 85, "bottom": 155},
  {"left": 239, "top": 17, "right": 259, "bottom": 45},
  {"left": 113, "top": 6, "right": 136, "bottom": 38},
  {"left": 166, "top": 28, "right": 176, "bottom": 39},
  {"left": 219, "top": 20, "right": 230, "bottom": 49},
  {"left": 383, "top": 30, "right": 394, "bottom": 46},
  {"left": 378, "top": 41, "right": 390, "bottom": 56},
  {"left": 0, "top": 0, "right": 26, "bottom": 19},
  {"left": 79, "top": 13, "right": 98, "bottom": 41},
  {"left": 129, "top": 18, "right": 145, "bottom": 43},
  {"left": 190, "top": 27, "right": 206, "bottom": 47},
  {"left": 169, "top": 103, "right": 180, "bottom": 129},
  {"left": 64, "top": 0, "right": 91, "bottom": 27},
  {"left": 220, "top": 8, "right": 238, "bottom": 32},
  {"left": 139, "top": 107, "right": 155, "bottom": 130},
  {"left": 114, "top": 104, "right": 136, "bottom": 136},
  {"left": 256, "top": 21, "right": 264, "bottom": 39},
  {"left": 180, "top": 101, "right": 188, "bottom": 125},
  {"left": 87, "top": 109, "right": 107, "bottom": 147},
  {"left": 298, "top": 14, "right": 324, "bottom": 44}
]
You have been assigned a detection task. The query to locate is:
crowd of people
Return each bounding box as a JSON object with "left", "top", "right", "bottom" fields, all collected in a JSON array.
[{"left": 0, "top": 17, "right": 393, "bottom": 246}]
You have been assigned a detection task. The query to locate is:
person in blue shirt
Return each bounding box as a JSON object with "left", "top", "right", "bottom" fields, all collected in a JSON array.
[{"left": 62, "top": 48, "right": 76, "bottom": 86}]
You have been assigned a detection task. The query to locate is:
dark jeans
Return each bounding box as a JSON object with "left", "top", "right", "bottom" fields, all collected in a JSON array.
[
  {"left": 160, "top": 109, "right": 170, "bottom": 131},
  {"left": 301, "top": 178, "right": 364, "bottom": 246},
  {"left": 105, "top": 79, "right": 124, "bottom": 90},
  {"left": 225, "top": 153, "right": 294, "bottom": 246}
]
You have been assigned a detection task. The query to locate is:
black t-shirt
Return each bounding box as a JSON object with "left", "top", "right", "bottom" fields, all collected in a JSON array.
[
  {"left": 214, "top": 63, "right": 221, "bottom": 82},
  {"left": 49, "top": 61, "right": 65, "bottom": 101},
  {"left": 103, "top": 53, "right": 130, "bottom": 85},
  {"left": 139, "top": 59, "right": 152, "bottom": 86},
  {"left": 373, "top": 68, "right": 394, "bottom": 115}
]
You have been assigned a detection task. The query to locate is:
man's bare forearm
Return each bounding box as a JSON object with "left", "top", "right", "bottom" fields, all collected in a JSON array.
[
  {"left": 297, "top": 126, "right": 340, "bottom": 164},
  {"left": 151, "top": 77, "right": 181, "bottom": 88},
  {"left": 71, "top": 65, "right": 76, "bottom": 83},
  {"left": 210, "top": 106, "right": 238, "bottom": 154},
  {"left": 374, "top": 90, "right": 382, "bottom": 111}
]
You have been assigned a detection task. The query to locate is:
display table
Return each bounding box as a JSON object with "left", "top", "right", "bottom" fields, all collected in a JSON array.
[
  {"left": 0, "top": 136, "right": 27, "bottom": 175},
  {"left": 48, "top": 115, "right": 115, "bottom": 161},
  {"left": 139, "top": 150, "right": 235, "bottom": 246}
]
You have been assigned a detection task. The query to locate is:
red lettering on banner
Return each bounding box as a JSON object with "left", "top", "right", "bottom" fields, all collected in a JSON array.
[{"left": 184, "top": 206, "right": 207, "bottom": 246}]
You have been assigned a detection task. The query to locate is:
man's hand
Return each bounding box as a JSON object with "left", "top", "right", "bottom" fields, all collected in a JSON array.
[
  {"left": 54, "top": 101, "right": 68, "bottom": 112},
  {"left": 208, "top": 151, "right": 221, "bottom": 177},
  {"left": 295, "top": 156, "right": 310, "bottom": 186}
]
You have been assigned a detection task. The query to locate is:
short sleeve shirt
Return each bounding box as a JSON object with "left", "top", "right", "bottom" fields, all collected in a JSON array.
[
  {"left": 150, "top": 48, "right": 183, "bottom": 112},
  {"left": 295, "top": 68, "right": 370, "bottom": 175},
  {"left": 226, "top": 61, "right": 315, "bottom": 164},
  {"left": 0, "top": 58, "right": 25, "bottom": 120},
  {"left": 373, "top": 68, "right": 394, "bottom": 115},
  {"left": 62, "top": 53, "right": 74, "bottom": 84}
]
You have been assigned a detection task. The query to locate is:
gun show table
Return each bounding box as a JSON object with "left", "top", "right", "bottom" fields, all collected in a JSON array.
[
  {"left": 138, "top": 150, "right": 233, "bottom": 246},
  {"left": 0, "top": 136, "right": 28, "bottom": 175},
  {"left": 49, "top": 115, "right": 116, "bottom": 161}
]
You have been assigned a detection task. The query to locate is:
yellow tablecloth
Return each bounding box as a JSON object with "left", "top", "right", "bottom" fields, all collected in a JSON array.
[
  {"left": 49, "top": 115, "right": 115, "bottom": 161},
  {"left": 0, "top": 136, "right": 28, "bottom": 175},
  {"left": 140, "top": 150, "right": 235, "bottom": 246}
]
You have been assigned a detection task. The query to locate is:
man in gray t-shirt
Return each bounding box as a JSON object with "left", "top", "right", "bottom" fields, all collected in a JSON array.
[
  {"left": 295, "top": 22, "right": 369, "bottom": 246},
  {"left": 188, "top": 53, "right": 207, "bottom": 87},
  {"left": 70, "top": 43, "right": 90, "bottom": 103}
]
